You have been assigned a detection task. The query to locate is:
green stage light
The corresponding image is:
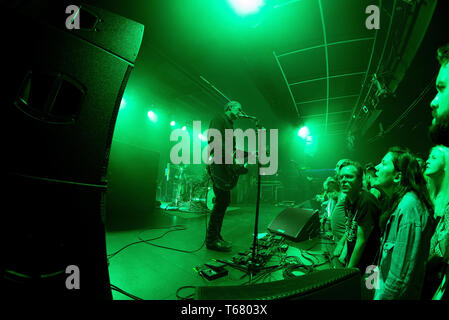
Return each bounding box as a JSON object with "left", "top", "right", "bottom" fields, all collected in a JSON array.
[
  {"left": 298, "top": 126, "right": 310, "bottom": 139},
  {"left": 147, "top": 110, "right": 157, "bottom": 122},
  {"left": 228, "top": 0, "right": 265, "bottom": 16},
  {"left": 182, "top": 126, "right": 186, "bottom": 131},
  {"left": 170, "top": 121, "right": 176, "bottom": 126}
]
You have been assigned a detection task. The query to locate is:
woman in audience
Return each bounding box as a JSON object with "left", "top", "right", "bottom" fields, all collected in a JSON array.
[
  {"left": 423, "top": 145, "right": 449, "bottom": 299},
  {"left": 372, "top": 146, "right": 434, "bottom": 300},
  {"left": 426, "top": 145, "right": 449, "bottom": 254}
]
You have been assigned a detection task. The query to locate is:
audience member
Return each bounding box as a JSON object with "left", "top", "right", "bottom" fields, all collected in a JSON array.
[
  {"left": 417, "top": 157, "right": 426, "bottom": 173},
  {"left": 372, "top": 147, "right": 434, "bottom": 300},
  {"left": 422, "top": 145, "right": 449, "bottom": 299},
  {"left": 332, "top": 161, "right": 381, "bottom": 271},
  {"left": 364, "top": 163, "right": 382, "bottom": 200},
  {"left": 330, "top": 159, "right": 352, "bottom": 242},
  {"left": 426, "top": 43, "right": 449, "bottom": 299},
  {"left": 429, "top": 43, "right": 449, "bottom": 146}
]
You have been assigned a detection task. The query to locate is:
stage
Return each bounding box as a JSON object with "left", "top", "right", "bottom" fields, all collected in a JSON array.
[{"left": 105, "top": 203, "right": 339, "bottom": 300}]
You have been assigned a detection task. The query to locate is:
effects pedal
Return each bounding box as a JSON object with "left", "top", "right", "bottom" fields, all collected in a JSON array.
[
  {"left": 194, "top": 263, "right": 228, "bottom": 281},
  {"left": 204, "top": 259, "right": 227, "bottom": 270}
]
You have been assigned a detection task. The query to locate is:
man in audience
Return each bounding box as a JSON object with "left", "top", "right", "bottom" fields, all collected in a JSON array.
[
  {"left": 330, "top": 159, "right": 352, "bottom": 242},
  {"left": 427, "top": 43, "right": 449, "bottom": 300},
  {"left": 333, "top": 160, "right": 381, "bottom": 271},
  {"left": 364, "top": 163, "right": 381, "bottom": 200},
  {"left": 429, "top": 43, "right": 449, "bottom": 147}
]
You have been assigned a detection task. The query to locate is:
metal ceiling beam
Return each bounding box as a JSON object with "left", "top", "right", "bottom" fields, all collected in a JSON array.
[
  {"left": 273, "top": 51, "right": 301, "bottom": 119},
  {"left": 314, "top": 120, "right": 349, "bottom": 127},
  {"left": 277, "top": 37, "right": 375, "bottom": 58},
  {"left": 273, "top": 3, "right": 376, "bottom": 132},
  {"left": 289, "top": 71, "right": 365, "bottom": 86},
  {"left": 302, "top": 110, "right": 352, "bottom": 118},
  {"left": 296, "top": 94, "right": 359, "bottom": 105},
  {"left": 318, "top": 0, "right": 329, "bottom": 134}
]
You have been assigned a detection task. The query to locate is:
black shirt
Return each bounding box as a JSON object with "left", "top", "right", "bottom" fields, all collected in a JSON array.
[
  {"left": 208, "top": 113, "right": 235, "bottom": 160},
  {"left": 345, "top": 190, "right": 382, "bottom": 271}
]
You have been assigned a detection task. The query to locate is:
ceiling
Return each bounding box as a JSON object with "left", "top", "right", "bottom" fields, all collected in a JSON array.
[
  {"left": 124, "top": 0, "right": 385, "bottom": 138},
  {"left": 83, "top": 0, "right": 437, "bottom": 141},
  {"left": 14, "top": 0, "right": 442, "bottom": 168}
]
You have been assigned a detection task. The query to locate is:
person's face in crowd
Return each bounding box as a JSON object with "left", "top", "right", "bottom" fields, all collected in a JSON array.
[
  {"left": 373, "top": 152, "right": 400, "bottom": 191},
  {"left": 429, "top": 63, "right": 449, "bottom": 145},
  {"left": 339, "top": 165, "right": 361, "bottom": 197},
  {"left": 425, "top": 148, "right": 446, "bottom": 177}
]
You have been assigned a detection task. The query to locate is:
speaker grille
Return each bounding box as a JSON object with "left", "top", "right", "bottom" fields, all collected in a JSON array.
[{"left": 195, "top": 268, "right": 361, "bottom": 300}]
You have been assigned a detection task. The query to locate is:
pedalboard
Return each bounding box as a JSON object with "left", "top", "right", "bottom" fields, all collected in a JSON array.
[{"left": 194, "top": 260, "right": 228, "bottom": 281}]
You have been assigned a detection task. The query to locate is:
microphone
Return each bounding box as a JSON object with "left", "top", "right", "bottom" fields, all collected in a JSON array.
[{"left": 238, "top": 111, "right": 258, "bottom": 120}]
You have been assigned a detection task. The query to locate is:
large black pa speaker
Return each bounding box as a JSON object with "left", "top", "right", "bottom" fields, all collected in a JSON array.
[
  {"left": 1, "top": 1, "right": 144, "bottom": 183},
  {"left": 195, "top": 268, "right": 361, "bottom": 300},
  {"left": 267, "top": 208, "right": 320, "bottom": 241},
  {"left": 0, "top": 1, "right": 144, "bottom": 299},
  {"left": 1, "top": 173, "right": 111, "bottom": 299}
]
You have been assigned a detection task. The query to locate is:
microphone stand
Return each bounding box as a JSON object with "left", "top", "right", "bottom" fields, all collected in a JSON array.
[
  {"left": 239, "top": 116, "right": 272, "bottom": 281},
  {"left": 213, "top": 114, "right": 277, "bottom": 282},
  {"left": 247, "top": 118, "right": 263, "bottom": 281}
]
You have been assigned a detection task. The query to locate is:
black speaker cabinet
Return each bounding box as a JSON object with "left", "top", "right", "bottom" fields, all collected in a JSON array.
[
  {"left": 1, "top": 173, "right": 111, "bottom": 299},
  {"left": 267, "top": 208, "right": 320, "bottom": 241},
  {"left": 195, "top": 268, "right": 361, "bottom": 300},
  {"left": 1, "top": 1, "right": 144, "bottom": 184},
  {"left": 0, "top": 1, "right": 144, "bottom": 299}
]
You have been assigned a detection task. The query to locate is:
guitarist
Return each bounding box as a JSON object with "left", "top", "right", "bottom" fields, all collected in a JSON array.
[{"left": 206, "top": 100, "right": 246, "bottom": 252}]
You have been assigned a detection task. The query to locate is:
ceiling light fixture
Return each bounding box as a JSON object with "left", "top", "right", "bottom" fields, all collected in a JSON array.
[{"left": 228, "top": 0, "right": 265, "bottom": 16}]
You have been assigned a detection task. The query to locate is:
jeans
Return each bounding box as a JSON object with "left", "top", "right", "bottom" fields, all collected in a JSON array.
[{"left": 206, "top": 186, "right": 230, "bottom": 243}]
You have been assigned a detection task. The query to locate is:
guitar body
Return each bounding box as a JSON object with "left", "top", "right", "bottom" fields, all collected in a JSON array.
[{"left": 207, "top": 163, "right": 248, "bottom": 191}]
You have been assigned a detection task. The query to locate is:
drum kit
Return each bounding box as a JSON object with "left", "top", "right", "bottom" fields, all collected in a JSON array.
[{"left": 163, "top": 163, "right": 215, "bottom": 212}]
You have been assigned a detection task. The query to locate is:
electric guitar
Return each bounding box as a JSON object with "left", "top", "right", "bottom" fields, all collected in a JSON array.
[{"left": 207, "top": 150, "right": 250, "bottom": 191}]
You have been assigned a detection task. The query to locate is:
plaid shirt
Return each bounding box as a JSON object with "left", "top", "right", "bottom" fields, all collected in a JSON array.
[{"left": 374, "top": 192, "right": 434, "bottom": 300}]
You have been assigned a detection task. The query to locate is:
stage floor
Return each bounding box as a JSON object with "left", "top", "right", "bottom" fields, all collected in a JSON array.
[{"left": 105, "top": 203, "right": 336, "bottom": 300}]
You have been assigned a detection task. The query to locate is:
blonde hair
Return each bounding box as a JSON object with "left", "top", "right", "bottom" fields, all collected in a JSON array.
[{"left": 425, "top": 145, "right": 449, "bottom": 217}]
